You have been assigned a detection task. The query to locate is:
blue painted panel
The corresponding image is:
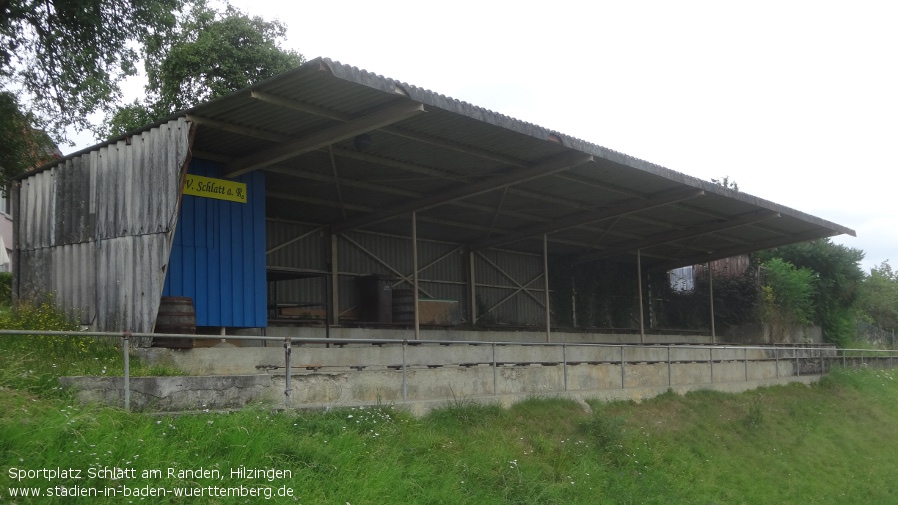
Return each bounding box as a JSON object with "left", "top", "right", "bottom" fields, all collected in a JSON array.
[{"left": 162, "top": 159, "right": 267, "bottom": 327}]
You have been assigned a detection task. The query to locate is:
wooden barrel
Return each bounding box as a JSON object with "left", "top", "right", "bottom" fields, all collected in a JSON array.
[
  {"left": 392, "top": 289, "right": 415, "bottom": 324},
  {"left": 153, "top": 296, "right": 196, "bottom": 348}
]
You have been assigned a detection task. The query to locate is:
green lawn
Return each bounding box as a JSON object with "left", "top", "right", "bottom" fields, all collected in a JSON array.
[{"left": 2, "top": 344, "right": 898, "bottom": 504}]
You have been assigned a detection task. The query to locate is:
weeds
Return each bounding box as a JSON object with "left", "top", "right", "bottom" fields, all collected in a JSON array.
[{"left": 0, "top": 300, "right": 182, "bottom": 396}]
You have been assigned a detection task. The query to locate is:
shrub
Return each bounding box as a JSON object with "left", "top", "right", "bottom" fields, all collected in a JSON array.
[{"left": 0, "top": 271, "right": 11, "bottom": 306}]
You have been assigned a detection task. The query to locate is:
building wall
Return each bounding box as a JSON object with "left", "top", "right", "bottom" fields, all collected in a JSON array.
[
  {"left": 266, "top": 220, "right": 548, "bottom": 326},
  {"left": 162, "top": 159, "right": 267, "bottom": 328},
  {"left": 0, "top": 191, "right": 12, "bottom": 272},
  {"left": 14, "top": 118, "right": 192, "bottom": 331}
]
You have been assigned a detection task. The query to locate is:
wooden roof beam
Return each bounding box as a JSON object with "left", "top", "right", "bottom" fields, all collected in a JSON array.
[
  {"left": 331, "top": 151, "right": 594, "bottom": 233},
  {"left": 224, "top": 100, "right": 426, "bottom": 178}
]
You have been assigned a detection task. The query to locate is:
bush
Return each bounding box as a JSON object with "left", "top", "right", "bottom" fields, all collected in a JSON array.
[{"left": 0, "top": 271, "right": 11, "bottom": 306}]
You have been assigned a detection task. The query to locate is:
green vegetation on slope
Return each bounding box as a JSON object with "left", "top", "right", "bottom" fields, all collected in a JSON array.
[{"left": 1, "top": 366, "right": 897, "bottom": 504}]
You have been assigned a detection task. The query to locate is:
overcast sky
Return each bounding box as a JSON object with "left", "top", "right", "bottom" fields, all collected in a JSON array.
[{"left": 69, "top": 1, "right": 897, "bottom": 272}]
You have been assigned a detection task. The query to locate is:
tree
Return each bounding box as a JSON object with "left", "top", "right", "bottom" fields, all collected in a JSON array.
[
  {"left": 761, "top": 258, "right": 816, "bottom": 341},
  {"left": 757, "top": 239, "right": 865, "bottom": 346},
  {"left": 0, "top": 92, "right": 55, "bottom": 182},
  {"left": 859, "top": 260, "right": 898, "bottom": 331},
  {"left": 0, "top": 0, "right": 184, "bottom": 184},
  {"left": 711, "top": 175, "right": 739, "bottom": 192},
  {"left": 103, "top": 3, "right": 303, "bottom": 138}
]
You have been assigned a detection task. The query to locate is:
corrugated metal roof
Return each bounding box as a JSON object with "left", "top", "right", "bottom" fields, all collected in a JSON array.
[{"left": 41, "top": 57, "right": 854, "bottom": 270}]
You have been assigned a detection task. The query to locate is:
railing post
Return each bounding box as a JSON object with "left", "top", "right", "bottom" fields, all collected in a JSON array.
[
  {"left": 402, "top": 340, "right": 408, "bottom": 401},
  {"left": 284, "top": 337, "right": 292, "bottom": 407},
  {"left": 562, "top": 344, "right": 568, "bottom": 392},
  {"left": 709, "top": 347, "right": 714, "bottom": 384},
  {"left": 123, "top": 333, "right": 130, "bottom": 411},
  {"left": 773, "top": 344, "right": 780, "bottom": 379},
  {"left": 796, "top": 349, "right": 800, "bottom": 377},
  {"left": 620, "top": 346, "right": 625, "bottom": 389},
  {"left": 667, "top": 344, "right": 673, "bottom": 387},
  {"left": 492, "top": 343, "right": 498, "bottom": 396},
  {"left": 744, "top": 347, "right": 749, "bottom": 382}
]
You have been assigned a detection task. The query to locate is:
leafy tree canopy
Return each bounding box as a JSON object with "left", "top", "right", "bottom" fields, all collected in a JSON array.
[
  {"left": 711, "top": 175, "right": 739, "bottom": 192},
  {"left": 0, "top": 0, "right": 184, "bottom": 185},
  {"left": 758, "top": 239, "right": 865, "bottom": 346},
  {"left": 1, "top": 0, "right": 183, "bottom": 135},
  {"left": 103, "top": 3, "right": 303, "bottom": 138},
  {"left": 859, "top": 260, "right": 898, "bottom": 331}
]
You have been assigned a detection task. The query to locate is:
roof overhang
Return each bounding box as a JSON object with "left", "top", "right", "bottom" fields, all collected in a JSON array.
[{"left": 41, "top": 57, "right": 856, "bottom": 270}]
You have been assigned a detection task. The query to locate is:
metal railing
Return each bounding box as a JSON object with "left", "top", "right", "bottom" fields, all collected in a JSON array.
[{"left": 2, "top": 329, "right": 896, "bottom": 411}]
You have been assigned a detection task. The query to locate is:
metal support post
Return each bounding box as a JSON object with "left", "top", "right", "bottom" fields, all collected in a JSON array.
[
  {"left": 620, "top": 346, "right": 626, "bottom": 389},
  {"left": 412, "top": 212, "right": 420, "bottom": 341},
  {"left": 284, "top": 337, "right": 292, "bottom": 407},
  {"left": 796, "top": 350, "right": 800, "bottom": 377},
  {"left": 123, "top": 334, "right": 131, "bottom": 411},
  {"left": 744, "top": 347, "right": 749, "bottom": 381},
  {"left": 562, "top": 344, "right": 568, "bottom": 391},
  {"left": 637, "top": 250, "right": 645, "bottom": 343},
  {"left": 330, "top": 233, "right": 340, "bottom": 327},
  {"left": 667, "top": 344, "right": 673, "bottom": 387},
  {"left": 402, "top": 341, "right": 408, "bottom": 401},
  {"left": 543, "top": 234, "right": 551, "bottom": 343},
  {"left": 709, "top": 262, "right": 716, "bottom": 343},
  {"left": 469, "top": 249, "right": 478, "bottom": 325},
  {"left": 773, "top": 345, "right": 780, "bottom": 379},
  {"left": 709, "top": 348, "right": 714, "bottom": 384},
  {"left": 492, "top": 343, "right": 497, "bottom": 395}
]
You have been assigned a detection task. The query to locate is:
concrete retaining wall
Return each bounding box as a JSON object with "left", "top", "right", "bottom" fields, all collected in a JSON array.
[{"left": 61, "top": 354, "right": 820, "bottom": 413}]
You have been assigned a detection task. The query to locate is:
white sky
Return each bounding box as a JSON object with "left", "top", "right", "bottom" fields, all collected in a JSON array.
[{"left": 69, "top": 0, "right": 898, "bottom": 272}]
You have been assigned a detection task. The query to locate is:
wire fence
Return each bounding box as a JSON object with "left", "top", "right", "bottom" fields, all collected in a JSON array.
[{"left": 2, "top": 329, "right": 897, "bottom": 411}]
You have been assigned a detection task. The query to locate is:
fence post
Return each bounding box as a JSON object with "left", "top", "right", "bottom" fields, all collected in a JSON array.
[
  {"left": 492, "top": 343, "right": 498, "bottom": 396},
  {"left": 709, "top": 348, "right": 714, "bottom": 384},
  {"left": 744, "top": 347, "right": 749, "bottom": 381},
  {"left": 796, "top": 349, "right": 800, "bottom": 377},
  {"left": 123, "top": 333, "right": 130, "bottom": 411},
  {"left": 284, "top": 337, "right": 292, "bottom": 407},
  {"left": 620, "top": 346, "right": 625, "bottom": 389},
  {"left": 402, "top": 341, "right": 408, "bottom": 401},
  {"left": 562, "top": 344, "right": 568, "bottom": 392},
  {"left": 773, "top": 344, "right": 780, "bottom": 379},
  {"left": 667, "top": 344, "right": 673, "bottom": 387}
]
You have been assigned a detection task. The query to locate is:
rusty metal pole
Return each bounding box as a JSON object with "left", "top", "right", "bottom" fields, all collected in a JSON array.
[
  {"left": 469, "top": 249, "right": 478, "bottom": 326},
  {"left": 709, "top": 262, "right": 716, "bottom": 344},
  {"left": 123, "top": 333, "right": 131, "bottom": 411},
  {"left": 412, "top": 212, "right": 420, "bottom": 341},
  {"left": 544, "top": 234, "right": 551, "bottom": 343},
  {"left": 330, "top": 233, "right": 340, "bottom": 327},
  {"left": 284, "top": 337, "right": 292, "bottom": 407},
  {"left": 637, "top": 249, "right": 645, "bottom": 344}
]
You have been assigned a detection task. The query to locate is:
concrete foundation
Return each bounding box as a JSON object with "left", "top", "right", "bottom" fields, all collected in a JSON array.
[{"left": 61, "top": 340, "right": 838, "bottom": 414}]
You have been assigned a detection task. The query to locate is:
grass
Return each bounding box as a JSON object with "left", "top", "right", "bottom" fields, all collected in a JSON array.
[
  {"left": 0, "top": 301, "right": 182, "bottom": 396},
  {"left": 1, "top": 367, "right": 898, "bottom": 503},
  {"left": 2, "top": 302, "right": 898, "bottom": 503}
]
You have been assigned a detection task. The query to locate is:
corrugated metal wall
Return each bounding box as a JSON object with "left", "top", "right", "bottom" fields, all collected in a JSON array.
[
  {"left": 163, "top": 159, "right": 267, "bottom": 327},
  {"left": 15, "top": 119, "right": 192, "bottom": 331},
  {"left": 266, "top": 220, "right": 547, "bottom": 326}
]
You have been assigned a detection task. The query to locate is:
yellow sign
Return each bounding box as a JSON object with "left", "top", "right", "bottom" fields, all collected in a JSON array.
[{"left": 183, "top": 175, "right": 247, "bottom": 204}]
